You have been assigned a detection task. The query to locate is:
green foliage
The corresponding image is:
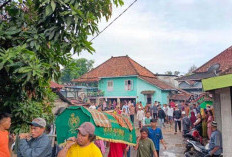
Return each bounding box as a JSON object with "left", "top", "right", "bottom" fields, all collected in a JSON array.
[
  {"left": 185, "top": 65, "right": 198, "bottom": 76},
  {"left": 0, "top": 46, "right": 57, "bottom": 133},
  {"left": 60, "top": 58, "right": 94, "bottom": 83},
  {"left": 0, "top": 0, "right": 123, "bottom": 133}
]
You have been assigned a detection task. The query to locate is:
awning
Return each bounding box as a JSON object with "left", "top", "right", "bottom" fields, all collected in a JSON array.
[
  {"left": 141, "top": 90, "right": 155, "bottom": 95},
  {"left": 202, "top": 74, "right": 232, "bottom": 91}
]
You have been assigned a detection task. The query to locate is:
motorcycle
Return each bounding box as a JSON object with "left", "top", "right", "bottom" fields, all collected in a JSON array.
[
  {"left": 183, "top": 128, "right": 203, "bottom": 145},
  {"left": 184, "top": 139, "right": 209, "bottom": 157}
]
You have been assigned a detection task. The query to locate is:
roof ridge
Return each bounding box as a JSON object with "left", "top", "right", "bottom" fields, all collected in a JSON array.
[
  {"left": 194, "top": 45, "right": 232, "bottom": 73},
  {"left": 127, "top": 57, "right": 157, "bottom": 77},
  {"left": 73, "top": 57, "right": 113, "bottom": 81},
  {"left": 126, "top": 56, "right": 139, "bottom": 75}
]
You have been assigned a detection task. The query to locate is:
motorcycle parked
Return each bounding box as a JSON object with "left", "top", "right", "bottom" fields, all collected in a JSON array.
[
  {"left": 183, "top": 128, "right": 203, "bottom": 146},
  {"left": 184, "top": 140, "right": 209, "bottom": 157}
]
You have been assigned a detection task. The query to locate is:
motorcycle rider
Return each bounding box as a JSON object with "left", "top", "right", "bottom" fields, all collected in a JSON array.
[{"left": 205, "top": 121, "right": 222, "bottom": 157}]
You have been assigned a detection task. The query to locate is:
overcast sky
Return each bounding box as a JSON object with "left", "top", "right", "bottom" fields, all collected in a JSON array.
[{"left": 75, "top": 0, "right": 232, "bottom": 75}]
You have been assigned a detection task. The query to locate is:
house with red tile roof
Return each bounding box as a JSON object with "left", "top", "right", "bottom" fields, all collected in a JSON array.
[
  {"left": 177, "top": 45, "right": 232, "bottom": 94},
  {"left": 72, "top": 56, "right": 176, "bottom": 105},
  {"left": 200, "top": 46, "right": 232, "bottom": 157}
]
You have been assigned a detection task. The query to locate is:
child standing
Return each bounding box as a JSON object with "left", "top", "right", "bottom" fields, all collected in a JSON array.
[
  {"left": 143, "top": 112, "right": 152, "bottom": 127},
  {"left": 137, "top": 107, "right": 144, "bottom": 128}
]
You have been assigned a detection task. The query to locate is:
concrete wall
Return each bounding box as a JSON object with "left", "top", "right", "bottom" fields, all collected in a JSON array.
[
  {"left": 219, "top": 87, "right": 232, "bottom": 157},
  {"left": 212, "top": 91, "right": 222, "bottom": 132}
]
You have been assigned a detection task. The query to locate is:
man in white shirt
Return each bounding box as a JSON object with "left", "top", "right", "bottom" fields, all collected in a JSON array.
[
  {"left": 122, "top": 103, "right": 129, "bottom": 115},
  {"left": 167, "top": 105, "right": 174, "bottom": 126},
  {"left": 137, "top": 107, "right": 144, "bottom": 129},
  {"left": 89, "top": 103, "right": 96, "bottom": 109}
]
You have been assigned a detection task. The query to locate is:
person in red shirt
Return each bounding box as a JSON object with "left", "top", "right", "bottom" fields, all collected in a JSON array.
[
  {"left": 108, "top": 142, "right": 127, "bottom": 157},
  {"left": 0, "top": 113, "right": 11, "bottom": 157}
]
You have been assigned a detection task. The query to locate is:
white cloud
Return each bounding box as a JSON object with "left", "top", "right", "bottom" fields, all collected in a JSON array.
[{"left": 76, "top": 0, "right": 232, "bottom": 74}]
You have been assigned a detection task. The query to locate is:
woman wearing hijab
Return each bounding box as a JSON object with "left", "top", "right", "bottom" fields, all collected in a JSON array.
[{"left": 190, "top": 111, "right": 196, "bottom": 128}]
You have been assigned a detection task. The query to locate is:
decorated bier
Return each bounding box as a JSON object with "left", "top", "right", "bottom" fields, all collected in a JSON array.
[{"left": 55, "top": 106, "right": 136, "bottom": 146}]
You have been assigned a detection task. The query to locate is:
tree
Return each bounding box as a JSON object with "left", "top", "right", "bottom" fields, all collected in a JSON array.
[
  {"left": 174, "top": 71, "right": 180, "bottom": 76},
  {"left": 60, "top": 58, "right": 94, "bottom": 83},
  {"left": 165, "top": 71, "right": 173, "bottom": 75},
  {"left": 0, "top": 0, "right": 124, "bottom": 133},
  {"left": 186, "top": 65, "right": 198, "bottom": 75}
]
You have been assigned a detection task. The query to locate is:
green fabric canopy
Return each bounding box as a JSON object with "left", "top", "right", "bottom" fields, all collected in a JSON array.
[
  {"left": 200, "top": 101, "right": 213, "bottom": 109},
  {"left": 55, "top": 106, "right": 137, "bottom": 146}
]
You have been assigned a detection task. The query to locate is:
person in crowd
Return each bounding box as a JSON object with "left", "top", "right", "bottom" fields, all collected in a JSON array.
[
  {"left": 182, "top": 111, "right": 191, "bottom": 135},
  {"left": 206, "top": 121, "right": 223, "bottom": 157},
  {"left": 194, "top": 113, "right": 202, "bottom": 136},
  {"left": 158, "top": 106, "right": 166, "bottom": 128},
  {"left": 173, "top": 104, "right": 182, "bottom": 134},
  {"left": 144, "top": 104, "right": 151, "bottom": 114},
  {"left": 162, "top": 104, "right": 168, "bottom": 121},
  {"left": 132, "top": 100, "right": 136, "bottom": 107},
  {"left": 89, "top": 103, "right": 96, "bottom": 109},
  {"left": 122, "top": 108, "right": 129, "bottom": 117},
  {"left": 58, "top": 122, "right": 102, "bottom": 157},
  {"left": 143, "top": 112, "right": 152, "bottom": 127},
  {"left": 17, "top": 118, "right": 52, "bottom": 157},
  {"left": 192, "top": 104, "right": 197, "bottom": 117},
  {"left": 167, "top": 105, "right": 174, "bottom": 126},
  {"left": 134, "top": 127, "right": 158, "bottom": 157},
  {"left": 196, "top": 103, "right": 201, "bottom": 114},
  {"left": 97, "top": 105, "right": 102, "bottom": 112},
  {"left": 152, "top": 101, "right": 158, "bottom": 119},
  {"left": 0, "top": 113, "right": 11, "bottom": 157},
  {"left": 207, "top": 110, "right": 214, "bottom": 140},
  {"left": 137, "top": 107, "right": 145, "bottom": 129},
  {"left": 190, "top": 111, "right": 197, "bottom": 128},
  {"left": 129, "top": 103, "right": 135, "bottom": 123},
  {"left": 94, "top": 140, "right": 105, "bottom": 155},
  {"left": 107, "top": 142, "right": 127, "bottom": 157},
  {"left": 115, "top": 105, "right": 122, "bottom": 115},
  {"left": 122, "top": 102, "right": 129, "bottom": 115},
  {"left": 169, "top": 100, "right": 175, "bottom": 108},
  {"left": 103, "top": 100, "right": 107, "bottom": 111},
  {"left": 148, "top": 119, "right": 167, "bottom": 157},
  {"left": 112, "top": 100, "right": 117, "bottom": 109},
  {"left": 184, "top": 104, "right": 190, "bottom": 117}
]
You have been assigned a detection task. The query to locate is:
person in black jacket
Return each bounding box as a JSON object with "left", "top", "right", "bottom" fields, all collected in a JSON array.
[
  {"left": 173, "top": 105, "right": 182, "bottom": 134},
  {"left": 158, "top": 106, "right": 166, "bottom": 128}
]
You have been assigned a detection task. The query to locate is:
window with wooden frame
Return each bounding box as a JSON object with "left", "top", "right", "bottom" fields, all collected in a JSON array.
[
  {"left": 107, "top": 81, "right": 113, "bottom": 91},
  {"left": 125, "top": 80, "right": 133, "bottom": 91}
]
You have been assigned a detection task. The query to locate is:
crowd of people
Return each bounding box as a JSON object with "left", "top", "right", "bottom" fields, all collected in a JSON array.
[{"left": 0, "top": 99, "right": 222, "bottom": 157}]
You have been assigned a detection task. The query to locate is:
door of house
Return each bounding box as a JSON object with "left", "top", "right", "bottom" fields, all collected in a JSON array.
[{"left": 147, "top": 94, "right": 152, "bottom": 104}]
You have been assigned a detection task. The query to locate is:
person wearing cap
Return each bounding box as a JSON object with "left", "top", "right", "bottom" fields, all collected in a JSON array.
[
  {"left": 17, "top": 117, "right": 52, "bottom": 157},
  {"left": 57, "top": 122, "right": 102, "bottom": 157},
  {"left": 207, "top": 121, "right": 222, "bottom": 157},
  {"left": 137, "top": 106, "right": 144, "bottom": 128},
  {"left": 148, "top": 119, "right": 167, "bottom": 157}
]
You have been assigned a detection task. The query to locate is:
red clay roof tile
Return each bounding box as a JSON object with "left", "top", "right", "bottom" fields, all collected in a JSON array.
[
  {"left": 194, "top": 46, "right": 232, "bottom": 74},
  {"left": 72, "top": 56, "right": 175, "bottom": 90}
]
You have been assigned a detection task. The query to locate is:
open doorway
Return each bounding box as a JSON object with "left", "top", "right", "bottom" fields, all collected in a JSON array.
[{"left": 147, "top": 94, "right": 152, "bottom": 104}]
